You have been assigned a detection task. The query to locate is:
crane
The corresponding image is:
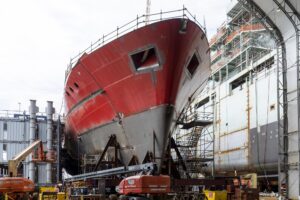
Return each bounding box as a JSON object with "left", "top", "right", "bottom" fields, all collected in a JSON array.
[
  {"left": 0, "top": 140, "right": 45, "bottom": 196},
  {"left": 145, "top": 0, "right": 151, "bottom": 24},
  {"left": 8, "top": 140, "right": 43, "bottom": 177}
]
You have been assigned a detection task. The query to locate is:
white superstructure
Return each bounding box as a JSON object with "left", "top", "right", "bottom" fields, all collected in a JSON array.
[{"left": 197, "top": 1, "right": 278, "bottom": 174}]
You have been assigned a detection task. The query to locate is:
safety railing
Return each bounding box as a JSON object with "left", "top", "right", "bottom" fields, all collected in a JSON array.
[
  {"left": 0, "top": 110, "right": 25, "bottom": 119},
  {"left": 209, "top": 23, "right": 227, "bottom": 46},
  {"left": 211, "top": 49, "right": 223, "bottom": 62},
  {"left": 65, "top": 7, "right": 206, "bottom": 78},
  {"left": 0, "top": 110, "right": 62, "bottom": 121},
  {"left": 225, "top": 23, "right": 265, "bottom": 44}
]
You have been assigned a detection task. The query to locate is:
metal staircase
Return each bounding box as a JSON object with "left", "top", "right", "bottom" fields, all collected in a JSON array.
[{"left": 174, "top": 96, "right": 215, "bottom": 178}]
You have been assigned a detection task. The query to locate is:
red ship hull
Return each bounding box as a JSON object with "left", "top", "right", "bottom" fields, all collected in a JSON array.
[{"left": 64, "top": 18, "right": 210, "bottom": 173}]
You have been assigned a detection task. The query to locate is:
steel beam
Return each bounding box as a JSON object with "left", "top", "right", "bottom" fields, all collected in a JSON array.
[
  {"left": 94, "top": 134, "right": 120, "bottom": 171},
  {"left": 65, "top": 162, "right": 156, "bottom": 182},
  {"left": 269, "top": 0, "right": 300, "bottom": 198},
  {"left": 237, "top": 0, "right": 288, "bottom": 198}
]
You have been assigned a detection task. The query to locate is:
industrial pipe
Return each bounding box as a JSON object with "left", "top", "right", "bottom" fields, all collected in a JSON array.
[
  {"left": 29, "top": 100, "right": 38, "bottom": 181},
  {"left": 46, "top": 101, "right": 54, "bottom": 183}
]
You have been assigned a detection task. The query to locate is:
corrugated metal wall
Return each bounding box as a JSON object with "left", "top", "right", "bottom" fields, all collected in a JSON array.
[{"left": 0, "top": 118, "right": 56, "bottom": 184}]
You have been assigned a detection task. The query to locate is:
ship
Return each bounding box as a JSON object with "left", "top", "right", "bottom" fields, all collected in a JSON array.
[
  {"left": 178, "top": 1, "right": 278, "bottom": 176},
  {"left": 63, "top": 10, "right": 211, "bottom": 175}
]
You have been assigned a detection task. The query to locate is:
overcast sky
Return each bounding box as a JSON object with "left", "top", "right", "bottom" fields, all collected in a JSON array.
[{"left": 0, "top": 0, "right": 231, "bottom": 114}]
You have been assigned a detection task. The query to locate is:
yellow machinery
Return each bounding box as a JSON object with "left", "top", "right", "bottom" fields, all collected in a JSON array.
[
  {"left": 39, "top": 186, "right": 58, "bottom": 200},
  {"left": 57, "top": 192, "right": 66, "bottom": 200},
  {"left": 204, "top": 190, "right": 227, "bottom": 200},
  {"left": 38, "top": 186, "right": 66, "bottom": 200}
]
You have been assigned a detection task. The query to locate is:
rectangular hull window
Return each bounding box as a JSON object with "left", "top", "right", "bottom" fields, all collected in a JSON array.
[
  {"left": 130, "top": 47, "right": 160, "bottom": 72},
  {"left": 187, "top": 53, "right": 201, "bottom": 77},
  {"left": 230, "top": 73, "right": 249, "bottom": 93}
]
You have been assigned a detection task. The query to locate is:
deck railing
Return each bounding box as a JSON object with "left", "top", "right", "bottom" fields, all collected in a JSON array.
[{"left": 65, "top": 7, "right": 206, "bottom": 79}]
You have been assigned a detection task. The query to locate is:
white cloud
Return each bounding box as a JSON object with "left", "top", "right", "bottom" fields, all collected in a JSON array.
[{"left": 0, "top": 0, "right": 230, "bottom": 113}]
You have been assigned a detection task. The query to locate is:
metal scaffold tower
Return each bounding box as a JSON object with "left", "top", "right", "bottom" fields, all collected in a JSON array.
[
  {"left": 272, "top": 1, "right": 300, "bottom": 198},
  {"left": 238, "top": 0, "right": 289, "bottom": 198},
  {"left": 174, "top": 95, "right": 215, "bottom": 178}
]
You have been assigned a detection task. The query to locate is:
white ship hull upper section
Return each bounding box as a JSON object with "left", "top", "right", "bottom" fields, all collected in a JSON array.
[{"left": 197, "top": 50, "right": 278, "bottom": 173}]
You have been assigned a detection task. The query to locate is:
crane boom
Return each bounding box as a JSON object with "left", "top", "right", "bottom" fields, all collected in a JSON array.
[
  {"left": 145, "top": 0, "right": 151, "bottom": 24},
  {"left": 8, "top": 140, "right": 42, "bottom": 177}
]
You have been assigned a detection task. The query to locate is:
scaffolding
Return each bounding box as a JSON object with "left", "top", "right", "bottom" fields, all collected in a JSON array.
[
  {"left": 210, "top": 3, "right": 274, "bottom": 84},
  {"left": 174, "top": 95, "right": 215, "bottom": 178},
  {"left": 171, "top": 1, "right": 278, "bottom": 180},
  {"left": 273, "top": 2, "right": 300, "bottom": 198},
  {"left": 238, "top": 0, "right": 289, "bottom": 198}
]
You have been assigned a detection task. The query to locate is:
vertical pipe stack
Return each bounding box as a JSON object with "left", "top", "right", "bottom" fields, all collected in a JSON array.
[
  {"left": 46, "top": 101, "right": 54, "bottom": 183},
  {"left": 56, "top": 116, "right": 62, "bottom": 182},
  {"left": 29, "top": 100, "right": 38, "bottom": 181}
]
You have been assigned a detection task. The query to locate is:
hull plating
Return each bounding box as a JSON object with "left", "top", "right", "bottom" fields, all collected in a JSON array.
[
  {"left": 214, "top": 121, "right": 278, "bottom": 173},
  {"left": 66, "top": 105, "right": 172, "bottom": 167},
  {"left": 64, "top": 18, "right": 210, "bottom": 173}
]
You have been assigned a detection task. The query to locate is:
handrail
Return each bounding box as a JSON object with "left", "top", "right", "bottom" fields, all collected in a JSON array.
[
  {"left": 65, "top": 7, "right": 206, "bottom": 79},
  {"left": 209, "top": 25, "right": 227, "bottom": 46},
  {"left": 211, "top": 49, "right": 223, "bottom": 61},
  {"left": 0, "top": 110, "right": 61, "bottom": 121}
]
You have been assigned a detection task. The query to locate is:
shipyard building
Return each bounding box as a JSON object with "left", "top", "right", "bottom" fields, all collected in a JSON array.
[
  {"left": 173, "top": 0, "right": 300, "bottom": 198},
  {"left": 1, "top": 0, "right": 300, "bottom": 199},
  {"left": 0, "top": 100, "right": 61, "bottom": 184}
]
